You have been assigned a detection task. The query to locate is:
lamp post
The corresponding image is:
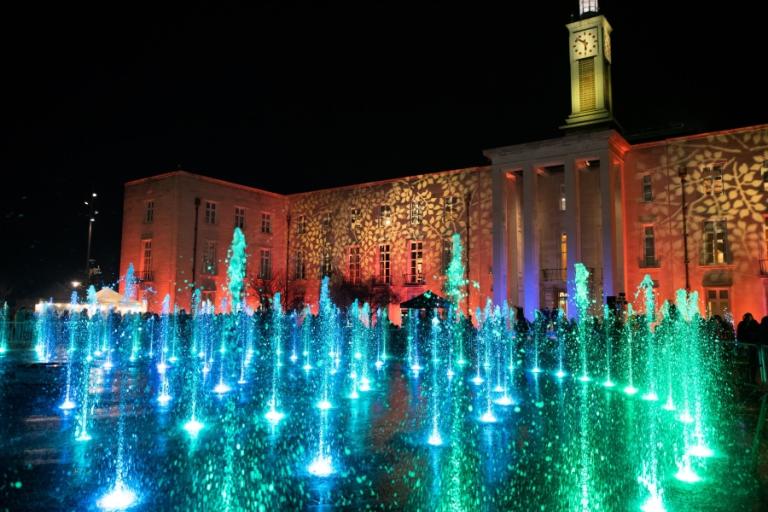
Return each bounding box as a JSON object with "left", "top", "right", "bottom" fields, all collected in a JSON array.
[
  {"left": 678, "top": 166, "right": 690, "bottom": 292},
  {"left": 84, "top": 192, "right": 98, "bottom": 285}
]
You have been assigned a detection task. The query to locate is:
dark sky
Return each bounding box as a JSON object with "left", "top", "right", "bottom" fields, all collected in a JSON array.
[{"left": 1, "top": 0, "right": 766, "bottom": 303}]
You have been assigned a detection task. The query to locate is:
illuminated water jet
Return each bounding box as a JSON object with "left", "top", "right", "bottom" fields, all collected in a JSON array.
[
  {"left": 479, "top": 410, "right": 497, "bottom": 423},
  {"left": 265, "top": 408, "right": 285, "bottom": 425},
  {"left": 308, "top": 455, "right": 333, "bottom": 477},
  {"left": 213, "top": 382, "right": 231, "bottom": 394},
  {"left": 427, "top": 429, "right": 443, "bottom": 446},
  {"left": 183, "top": 418, "right": 204, "bottom": 437},
  {"left": 687, "top": 445, "right": 714, "bottom": 458},
  {"left": 59, "top": 399, "right": 76, "bottom": 410},
  {"left": 97, "top": 481, "right": 137, "bottom": 510}
]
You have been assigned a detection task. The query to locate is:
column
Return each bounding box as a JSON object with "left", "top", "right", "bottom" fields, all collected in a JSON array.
[
  {"left": 507, "top": 175, "right": 520, "bottom": 308},
  {"left": 565, "top": 158, "right": 582, "bottom": 319},
  {"left": 492, "top": 167, "right": 508, "bottom": 306},
  {"left": 600, "top": 151, "right": 617, "bottom": 301},
  {"left": 523, "top": 164, "right": 540, "bottom": 321}
]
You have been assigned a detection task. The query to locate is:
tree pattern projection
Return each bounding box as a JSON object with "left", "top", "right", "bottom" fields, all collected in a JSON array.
[
  {"left": 287, "top": 167, "right": 494, "bottom": 320},
  {"left": 628, "top": 125, "right": 767, "bottom": 316}
]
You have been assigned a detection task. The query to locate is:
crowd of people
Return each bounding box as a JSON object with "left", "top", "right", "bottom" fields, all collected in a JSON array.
[{"left": 736, "top": 313, "right": 768, "bottom": 344}]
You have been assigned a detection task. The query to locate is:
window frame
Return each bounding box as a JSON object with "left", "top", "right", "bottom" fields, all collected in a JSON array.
[
  {"left": 378, "top": 243, "right": 391, "bottom": 284},
  {"left": 408, "top": 240, "right": 424, "bottom": 284},
  {"left": 202, "top": 240, "right": 218, "bottom": 275},
  {"left": 348, "top": 245, "right": 361, "bottom": 284},
  {"left": 701, "top": 220, "right": 730, "bottom": 265},
  {"left": 204, "top": 201, "right": 217, "bottom": 225},
  {"left": 234, "top": 206, "right": 246, "bottom": 230},
  {"left": 642, "top": 174, "right": 653, "bottom": 202},
  {"left": 144, "top": 200, "right": 155, "bottom": 224},
  {"left": 260, "top": 212, "right": 272, "bottom": 234},
  {"left": 259, "top": 248, "right": 272, "bottom": 279}
]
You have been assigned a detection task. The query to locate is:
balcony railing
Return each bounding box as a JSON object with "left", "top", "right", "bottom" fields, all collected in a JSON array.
[
  {"left": 136, "top": 270, "right": 154, "bottom": 282},
  {"left": 760, "top": 259, "right": 768, "bottom": 276},
  {"left": 542, "top": 268, "right": 567, "bottom": 282},
  {"left": 403, "top": 273, "right": 425, "bottom": 286},
  {"left": 542, "top": 267, "right": 596, "bottom": 282},
  {"left": 638, "top": 257, "right": 661, "bottom": 268}
]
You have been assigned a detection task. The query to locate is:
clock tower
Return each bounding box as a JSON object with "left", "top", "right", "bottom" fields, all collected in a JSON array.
[{"left": 562, "top": 0, "right": 614, "bottom": 129}]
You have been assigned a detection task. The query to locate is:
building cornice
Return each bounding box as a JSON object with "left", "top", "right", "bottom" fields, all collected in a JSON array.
[
  {"left": 483, "top": 129, "right": 630, "bottom": 168},
  {"left": 629, "top": 123, "right": 768, "bottom": 150},
  {"left": 125, "top": 170, "right": 288, "bottom": 199}
]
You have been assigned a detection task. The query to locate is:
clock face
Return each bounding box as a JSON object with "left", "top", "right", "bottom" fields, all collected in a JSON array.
[{"left": 572, "top": 28, "right": 598, "bottom": 59}]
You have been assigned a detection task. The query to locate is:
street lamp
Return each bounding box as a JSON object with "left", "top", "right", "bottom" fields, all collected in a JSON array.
[
  {"left": 71, "top": 281, "right": 81, "bottom": 289},
  {"left": 678, "top": 166, "right": 690, "bottom": 291},
  {"left": 85, "top": 192, "right": 98, "bottom": 285}
]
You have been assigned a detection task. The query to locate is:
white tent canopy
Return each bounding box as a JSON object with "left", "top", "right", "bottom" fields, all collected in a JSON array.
[{"left": 35, "top": 287, "right": 147, "bottom": 314}]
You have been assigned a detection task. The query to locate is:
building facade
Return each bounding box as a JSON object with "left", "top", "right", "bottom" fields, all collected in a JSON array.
[
  {"left": 120, "top": 171, "right": 288, "bottom": 313},
  {"left": 119, "top": 2, "right": 768, "bottom": 322}
]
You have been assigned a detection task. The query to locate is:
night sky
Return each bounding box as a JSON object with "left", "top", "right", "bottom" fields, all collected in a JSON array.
[{"left": 1, "top": 0, "right": 766, "bottom": 304}]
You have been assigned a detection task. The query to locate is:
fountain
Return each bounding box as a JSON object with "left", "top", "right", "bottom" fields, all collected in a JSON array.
[
  {"left": 0, "top": 302, "right": 8, "bottom": 354},
  {"left": 0, "top": 231, "right": 757, "bottom": 510}
]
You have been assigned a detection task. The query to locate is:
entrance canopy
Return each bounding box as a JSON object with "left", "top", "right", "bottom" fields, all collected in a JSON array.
[{"left": 400, "top": 290, "right": 451, "bottom": 310}]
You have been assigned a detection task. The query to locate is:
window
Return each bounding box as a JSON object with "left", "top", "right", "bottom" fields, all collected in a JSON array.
[
  {"left": 141, "top": 239, "right": 153, "bottom": 281},
  {"left": 701, "top": 220, "right": 729, "bottom": 265},
  {"left": 705, "top": 288, "right": 730, "bottom": 318},
  {"left": 321, "top": 249, "right": 333, "bottom": 277},
  {"left": 378, "top": 244, "right": 391, "bottom": 284},
  {"left": 205, "top": 201, "right": 217, "bottom": 224},
  {"left": 296, "top": 215, "right": 306, "bottom": 235},
  {"left": 410, "top": 200, "right": 423, "bottom": 225},
  {"left": 350, "top": 207, "right": 361, "bottom": 228},
  {"left": 642, "top": 226, "right": 657, "bottom": 267},
  {"left": 408, "top": 241, "right": 424, "bottom": 284},
  {"left": 322, "top": 213, "right": 331, "bottom": 230},
  {"left": 559, "top": 183, "right": 567, "bottom": 211},
  {"left": 642, "top": 175, "right": 653, "bottom": 202},
  {"left": 201, "top": 290, "right": 216, "bottom": 308},
  {"left": 763, "top": 165, "right": 768, "bottom": 192},
  {"left": 145, "top": 200, "right": 154, "bottom": 223},
  {"left": 444, "top": 196, "right": 458, "bottom": 217},
  {"left": 234, "top": 207, "right": 246, "bottom": 229},
  {"left": 560, "top": 233, "right": 567, "bottom": 281},
  {"left": 579, "top": 0, "right": 598, "bottom": 16},
  {"left": 259, "top": 249, "right": 272, "bottom": 279},
  {"left": 764, "top": 216, "right": 768, "bottom": 260},
  {"left": 261, "top": 212, "right": 272, "bottom": 234},
  {"left": 294, "top": 250, "right": 306, "bottom": 279},
  {"left": 441, "top": 238, "right": 453, "bottom": 274},
  {"left": 349, "top": 246, "right": 361, "bottom": 284},
  {"left": 703, "top": 163, "right": 724, "bottom": 195},
  {"left": 379, "top": 205, "right": 392, "bottom": 226},
  {"left": 203, "top": 241, "right": 218, "bottom": 275}
]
